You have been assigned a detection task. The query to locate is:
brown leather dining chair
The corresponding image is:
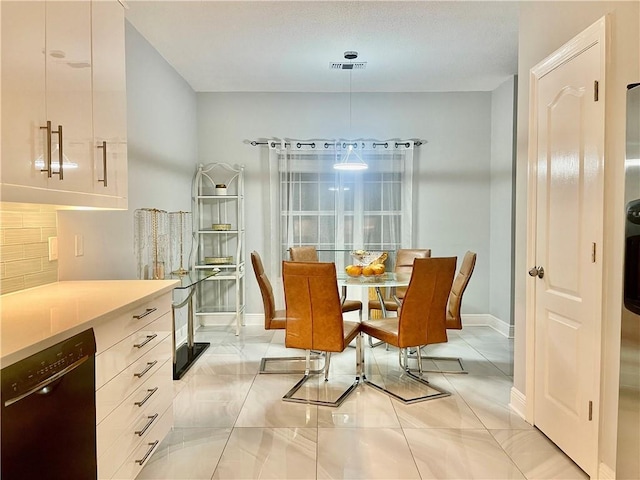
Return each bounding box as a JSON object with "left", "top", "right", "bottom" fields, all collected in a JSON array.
[
  {"left": 287, "top": 245, "right": 319, "bottom": 262},
  {"left": 360, "top": 257, "right": 456, "bottom": 404},
  {"left": 368, "top": 248, "right": 432, "bottom": 315},
  {"left": 367, "top": 248, "right": 431, "bottom": 348},
  {"left": 281, "top": 261, "right": 363, "bottom": 407},
  {"left": 288, "top": 246, "right": 363, "bottom": 319},
  {"left": 419, "top": 250, "right": 477, "bottom": 374},
  {"left": 250, "top": 251, "right": 323, "bottom": 374}
]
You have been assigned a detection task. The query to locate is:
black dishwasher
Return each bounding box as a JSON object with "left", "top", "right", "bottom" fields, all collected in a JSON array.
[{"left": 1, "top": 328, "right": 97, "bottom": 480}]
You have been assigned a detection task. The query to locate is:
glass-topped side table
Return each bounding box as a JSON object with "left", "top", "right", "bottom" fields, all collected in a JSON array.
[{"left": 170, "top": 269, "right": 218, "bottom": 379}]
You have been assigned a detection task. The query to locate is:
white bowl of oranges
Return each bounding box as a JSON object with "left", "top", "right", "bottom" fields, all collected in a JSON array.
[{"left": 345, "top": 262, "right": 385, "bottom": 279}]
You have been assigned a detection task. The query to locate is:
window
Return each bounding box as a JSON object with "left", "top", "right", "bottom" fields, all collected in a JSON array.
[{"left": 269, "top": 141, "right": 414, "bottom": 269}]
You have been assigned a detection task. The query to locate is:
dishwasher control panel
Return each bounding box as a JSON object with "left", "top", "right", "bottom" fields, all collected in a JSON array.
[{"left": 1, "top": 328, "right": 96, "bottom": 399}]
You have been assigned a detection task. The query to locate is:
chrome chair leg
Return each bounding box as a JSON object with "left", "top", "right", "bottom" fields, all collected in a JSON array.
[
  {"left": 407, "top": 347, "right": 468, "bottom": 374},
  {"left": 282, "top": 346, "right": 361, "bottom": 408},
  {"left": 356, "top": 334, "right": 364, "bottom": 380},
  {"left": 324, "top": 352, "right": 332, "bottom": 381},
  {"left": 418, "top": 355, "right": 468, "bottom": 374},
  {"left": 368, "top": 335, "right": 385, "bottom": 348},
  {"left": 259, "top": 352, "right": 325, "bottom": 374},
  {"left": 365, "top": 345, "right": 450, "bottom": 404},
  {"left": 416, "top": 346, "right": 423, "bottom": 374}
]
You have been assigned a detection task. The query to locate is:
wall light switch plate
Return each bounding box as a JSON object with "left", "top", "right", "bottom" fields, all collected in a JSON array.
[{"left": 48, "top": 237, "right": 58, "bottom": 261}]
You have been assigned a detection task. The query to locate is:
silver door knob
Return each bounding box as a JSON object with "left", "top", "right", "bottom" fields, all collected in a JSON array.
[{"left": 528, "top": 266, "right": 544, "bottom": 279}]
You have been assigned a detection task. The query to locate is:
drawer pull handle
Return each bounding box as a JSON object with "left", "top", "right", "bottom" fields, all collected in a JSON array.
[
  {"left": 135, "top": 413, "right": 158, "bottom": 436},
  {"left": 135, "top": 440, "right": 159, "bottom": 465},
  {"left": 54, "top": 124, "right": 64, "bottom": 180},
  {"left": 134, "top": 334, "right": 157, "bottom": 349},
  {"left": 40, "top": 121, "right": 53, "bottom": 177},
  {"left": 97, "top": 141, "right": 108, "bottom": 187},
  {"left": 133, "top": 307, "right": 157, "bottom": 320},
  {"left": 135, "top": 387, "right": 159, "bottom": 407},
  {"left": 134, "top": 361, "right": 158, "bottom": 378}
]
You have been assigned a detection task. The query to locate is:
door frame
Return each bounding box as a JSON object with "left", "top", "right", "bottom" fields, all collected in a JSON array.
[{"left": 525, "top": 15, "right": 607, "bottom": 467}]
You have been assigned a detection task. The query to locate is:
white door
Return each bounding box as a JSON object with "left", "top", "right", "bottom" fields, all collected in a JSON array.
[{"left": 530, "top": 19, "right": 605, "bottom": 477}]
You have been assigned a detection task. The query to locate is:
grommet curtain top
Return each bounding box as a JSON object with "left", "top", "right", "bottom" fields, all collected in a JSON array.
[{"left": 250, "top": 138, "right": 423, "bottom": 150}]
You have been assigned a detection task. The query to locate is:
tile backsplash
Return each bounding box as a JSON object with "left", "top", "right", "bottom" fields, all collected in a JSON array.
[{"left": 1, "top": 203, "right": 58, "bottom": 295}]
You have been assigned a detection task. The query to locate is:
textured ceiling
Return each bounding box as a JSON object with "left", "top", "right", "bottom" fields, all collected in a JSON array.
[{"left": 125, "top": 1, "right": 519, "bottom": 93}]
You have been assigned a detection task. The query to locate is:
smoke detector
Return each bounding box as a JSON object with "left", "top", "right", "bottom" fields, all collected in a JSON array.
[{"left": 330, "top": 50, "right": 367, "bottom": 70}]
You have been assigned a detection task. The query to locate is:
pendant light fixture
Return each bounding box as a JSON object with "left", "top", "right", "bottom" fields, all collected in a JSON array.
[{"left": 334, "top": 51, "right": 368, "bottom": 171}]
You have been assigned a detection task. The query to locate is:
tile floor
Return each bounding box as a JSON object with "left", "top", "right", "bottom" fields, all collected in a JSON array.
[{"left": 138, "top": 325, "right": 588, "bottom": 480}]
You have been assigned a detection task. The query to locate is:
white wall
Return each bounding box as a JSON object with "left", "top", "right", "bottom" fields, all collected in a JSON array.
[
  {"left": 196, "top": 91, "right": 501, "bottom": 319},
  {"left": 490, "top": 76, "right": 517, "bottom": 326},
  {"left": 58, "top": 21, "right": 197, "bottom": 281},
  {"left": 514, "top": 1, "right": 639, "bottom": 474}
]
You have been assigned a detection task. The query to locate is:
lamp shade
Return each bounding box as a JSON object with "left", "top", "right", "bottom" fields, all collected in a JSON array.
[{"left": 333, "top": 144, "right": 368, "bottom": 171}]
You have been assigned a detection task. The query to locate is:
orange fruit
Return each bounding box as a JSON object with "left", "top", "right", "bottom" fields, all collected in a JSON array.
[
  {"left": 345, "top": 265, "right": 363, "bottom": 277},
  {"left": 371, "top": 264, "right": 385, "bottom": 275},
  {"left": 362, "top": 265, "right": 375, "bottom": 276}
]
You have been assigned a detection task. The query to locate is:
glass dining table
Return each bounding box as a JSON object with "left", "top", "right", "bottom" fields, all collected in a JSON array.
[{"left": 336, "top": 271, "right": 411, "bottom": 317}]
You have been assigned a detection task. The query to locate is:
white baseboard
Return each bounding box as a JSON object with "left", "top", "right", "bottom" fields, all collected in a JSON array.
[
  {"left": 598, "top": 462, "right": 615, "bottom": 480},
  {"left": 199, "top": 313, "right": 513, "bottom": 337},
  {"left": 175, "top": 324, "right": 187, "bottom": 346},
  {"left": 509, "top": 386, "right": 527, "bottom": 420},
  {"left": 242, "top": 313, "right": 264, "bottom": 325},
  {"left": 198, "top": 313, "right": 263, "bottom": 328},
  {"left": 462, "top": 313, "right": 513, "bottom": 338}
]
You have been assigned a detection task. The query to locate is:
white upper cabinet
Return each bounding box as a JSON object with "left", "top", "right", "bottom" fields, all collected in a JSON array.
[
  {"left": 1, "top": 1, "right": 48, "bottom": 191},
  {"left": 91, "top": 0, "right": 127, "bottom": 207},
  {"left": 45, "top": 1, "right": 94, "bottom": 194},
  {"left": 1, "top": 1, "right": 128, "bottom": 209}
]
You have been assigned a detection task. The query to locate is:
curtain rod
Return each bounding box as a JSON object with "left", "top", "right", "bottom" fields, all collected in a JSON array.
[{"left": 250, "top": 140, "right": 424, "bottom": 148}]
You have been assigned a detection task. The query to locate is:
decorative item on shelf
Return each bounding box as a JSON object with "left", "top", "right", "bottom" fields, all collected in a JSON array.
[
  {"left": 134, "top": 208, "right": 169, "bottom": 280},
  {"left": 212, "top": 223, "right": 232, "bottom": 231},
  {"left": 168, "top": 211, "right": 192, "bottom": 276},
  {"left": 215, "top": 184, "right": 227, "bottom": 195},
  {"left": 204, "top": 256, "right": 233, "bottom": 265}
]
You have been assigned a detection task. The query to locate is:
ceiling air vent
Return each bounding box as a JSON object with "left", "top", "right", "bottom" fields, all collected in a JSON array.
[{"left": 330, "top": 62, "right": 367, "bottom": 70}]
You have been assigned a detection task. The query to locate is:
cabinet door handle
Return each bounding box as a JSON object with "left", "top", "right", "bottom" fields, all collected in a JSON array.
[
  {"left": 134, "top": 334, "right": 157, "bottom": 349},
  {"left": 134, "top": 387, "right": 159, "bottom": 407},
  {"left": 134, "top": 360, "right": 158, "bottom": 378},
  {"left": 97, "top": 141, "right": 108, "bottom": 187},
  {"left": 39, "top": 121, "right": 53, "bottom": 177},
  {"left": 133, "top": 307, "right": 157, "bottom": 320},
  {"left": 52, "top": 124, "right": 63, "bottom": 180},
  {"left": 135, "top": 413, "right": 158, "bottom": 436},
  {"left": 136, "top": 441, "right": 159, "bottom": 465}
]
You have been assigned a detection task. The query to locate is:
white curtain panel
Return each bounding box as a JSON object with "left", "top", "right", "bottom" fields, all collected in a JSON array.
[{"left": 266, "top": 139, "right": 414, "bottom": 300}]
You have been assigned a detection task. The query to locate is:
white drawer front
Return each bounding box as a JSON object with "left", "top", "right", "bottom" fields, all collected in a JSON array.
[
  {"left": 96, "top": 314, "right": 171, "bottom": 389},
  {"left": 96, "top": 336, "right": 171, "bottom": 424},
  {"left": 97, "top": 360, "right": 173, "bottom": 480},
  {"left": 94, "top": 293, "right": 172, "bottom": 354},
  {"left": 108, "top": 405, "right": 173, "bottom": 480}
]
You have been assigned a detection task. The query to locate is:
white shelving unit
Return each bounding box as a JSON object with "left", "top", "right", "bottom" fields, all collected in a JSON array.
[{"left": 192, "top": 163, "right": 245, "bottom": 335}]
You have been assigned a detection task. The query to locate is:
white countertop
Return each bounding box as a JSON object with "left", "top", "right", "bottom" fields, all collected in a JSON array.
[{"left": 0, "top": 280, "right": 179, "bottom": 368}]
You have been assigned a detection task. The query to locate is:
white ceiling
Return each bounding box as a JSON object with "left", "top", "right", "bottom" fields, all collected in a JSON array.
[{"left": 125, "top": 1, "right": 519, "bottom": 93}]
